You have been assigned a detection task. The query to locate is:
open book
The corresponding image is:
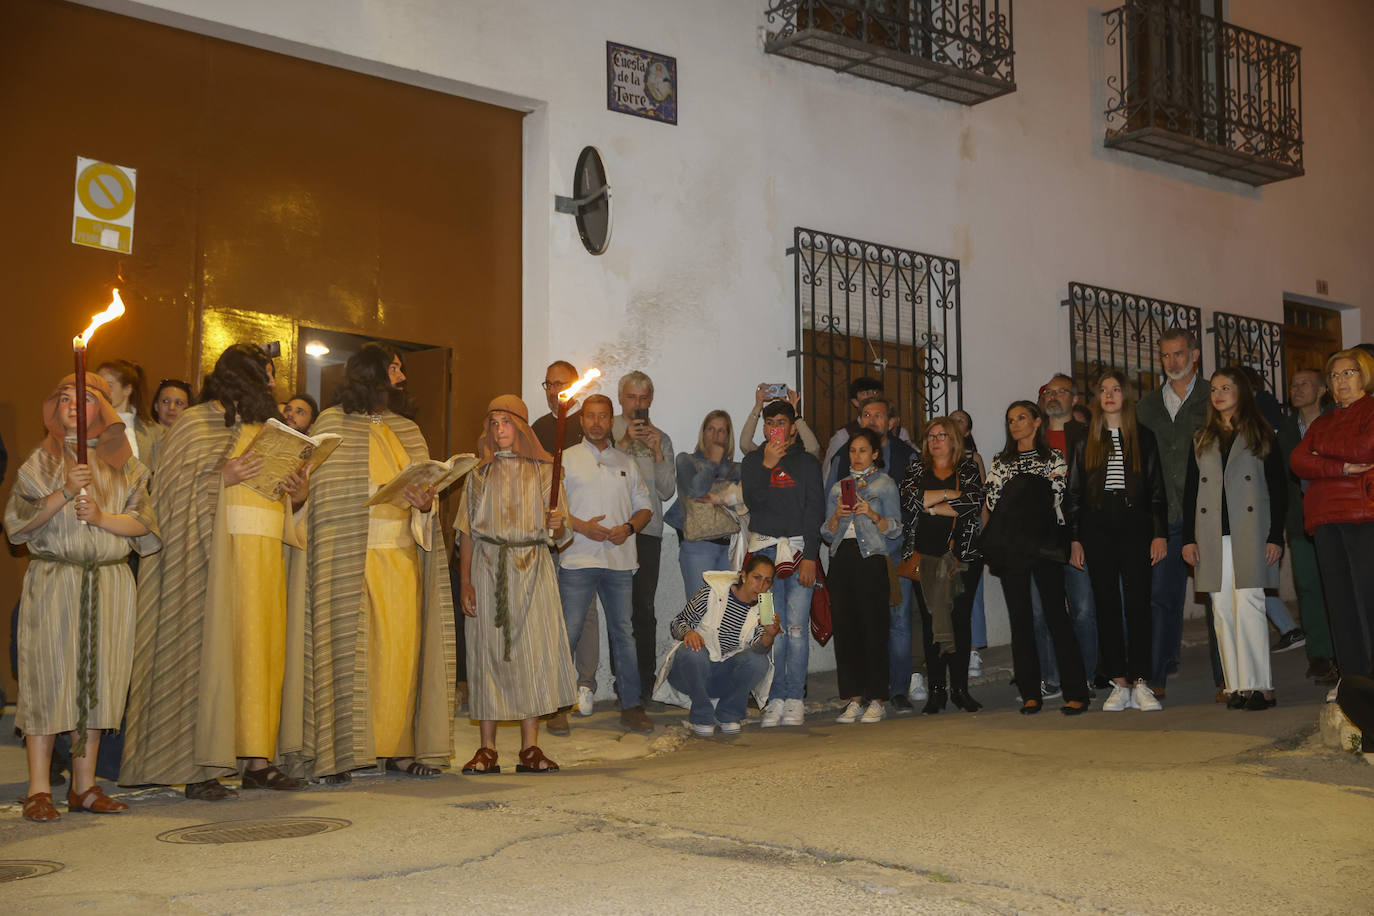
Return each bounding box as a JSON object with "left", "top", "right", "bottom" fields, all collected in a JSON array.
[
  {"left": 240, "top": 418, "right": 343, "bottom": 501},
  {"left": 365, "top": 453, "right": 481, "bottom": 508}
]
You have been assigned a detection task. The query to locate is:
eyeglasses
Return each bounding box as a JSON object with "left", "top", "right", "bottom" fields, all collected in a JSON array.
[
  {"left": 1044, "top": 387, "right": 1074, "bottom": 397},
  {"left": 927, "top": 431, "right": 950, "bottom": 440},
  {"left": 1329, "top": 368, "right": 1361, "bottom": 381},
  {"left": 541, "top": 380, "right": 568, "bottom": 391}
]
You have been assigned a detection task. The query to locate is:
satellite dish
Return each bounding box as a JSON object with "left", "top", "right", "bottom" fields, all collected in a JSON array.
[{"left": 555, "top": 146, "right": 612, "bottom": 255}]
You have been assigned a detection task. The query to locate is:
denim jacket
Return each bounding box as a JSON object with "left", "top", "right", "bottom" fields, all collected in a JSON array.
[
  {"left": 820, "top": 471, "right": 903, "bottom": 558},
  {"left": 663, "top": 449, "right": 740, "bottom": 531}
]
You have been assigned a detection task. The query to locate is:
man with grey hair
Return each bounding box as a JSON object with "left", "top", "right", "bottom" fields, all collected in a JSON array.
[{"left": 612, "top": 370, "right": 676, "bottom": 709}]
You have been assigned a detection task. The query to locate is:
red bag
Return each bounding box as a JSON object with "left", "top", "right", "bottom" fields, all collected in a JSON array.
[{"left": 809, "top": 562, "right": 832, "bottom": 646}]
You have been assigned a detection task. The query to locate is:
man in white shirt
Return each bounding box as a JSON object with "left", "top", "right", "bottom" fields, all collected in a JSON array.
[
  {"left": 610, "top": 371, "right": 676, "bottom": 709},
  {"left": 559, "top": 395, "right": 655, "bottom": 733}
]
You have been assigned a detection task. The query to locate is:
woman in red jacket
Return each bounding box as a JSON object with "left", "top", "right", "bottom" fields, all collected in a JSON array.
[{"left": 1291, "top": 348, "right": 1374, "bottom": 681}]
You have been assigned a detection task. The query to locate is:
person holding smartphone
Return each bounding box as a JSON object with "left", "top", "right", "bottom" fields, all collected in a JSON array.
[
  {"left": 823, "top": 429, "right": 903, "bottom": 724},
  {"left": 652, "top": 555, "right": 782, "bottom": 736}
]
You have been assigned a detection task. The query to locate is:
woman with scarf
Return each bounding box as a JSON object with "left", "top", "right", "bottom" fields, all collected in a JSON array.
[
  {"left": 456, "top": 395, "right": 577, "bottom": 774},
  {"left": 822, "top": 428, "right": 903, "bottom": 724},
  {"left": 900, "top": 416, "right": 986, "bottom": 714},
  {"left": 5, "top": 374, "right": 159, "bottom": 822}
]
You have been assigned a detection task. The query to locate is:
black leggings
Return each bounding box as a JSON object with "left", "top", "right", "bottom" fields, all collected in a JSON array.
[{"left": 919, "top": 559, "right": 984, "bottom": 691}]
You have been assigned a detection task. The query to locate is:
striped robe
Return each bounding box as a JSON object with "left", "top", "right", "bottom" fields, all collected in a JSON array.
[
  {"left": 4, "top": 446, "right": 159, "bottom": 735},
  {"left": 120, "top": 403, "right": 310, "bottom": 785},
  {"left": 303, "top": 408, "right": 457, "bottom": 776}
]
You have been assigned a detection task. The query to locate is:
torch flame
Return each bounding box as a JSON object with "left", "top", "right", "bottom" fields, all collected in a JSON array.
[
  {"left": 557, "top": 367, "right": 601, "bottom": 403},
  {"left": 74, "top": 289, "right": 126, "bottom": 348}
]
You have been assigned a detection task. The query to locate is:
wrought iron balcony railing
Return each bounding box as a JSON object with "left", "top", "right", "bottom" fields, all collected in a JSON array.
[
  {"left": 764, "top": 1, "right": 1015, "bottom": 105},
  {"left": 1103, "top": 1, "right": 1303, "bottom": 185}
]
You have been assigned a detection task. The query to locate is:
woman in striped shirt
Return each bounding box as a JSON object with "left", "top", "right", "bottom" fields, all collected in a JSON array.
[{"left": 1065, "top": 370, "right": 1168, "bottom": 713}]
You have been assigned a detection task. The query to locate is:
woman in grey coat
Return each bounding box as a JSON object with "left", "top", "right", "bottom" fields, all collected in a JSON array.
[{"left": 1182, "top": 368, "right": 1286, "bottom": 710}]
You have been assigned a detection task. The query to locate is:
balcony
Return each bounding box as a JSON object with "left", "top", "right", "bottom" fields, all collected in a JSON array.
[
  {"left": 1103, "top": 1, "right": 1303, "bottom": 185},
  {"left": 764, "top": 1, "right": 1015, "bottom": 105}
]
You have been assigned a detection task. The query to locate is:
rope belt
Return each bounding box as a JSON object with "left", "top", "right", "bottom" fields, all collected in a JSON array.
[
  {"left": 475, "top": 536, "right": 550, "bottom": 661},
  {"left": 29, "top": 552, "right": 127, "bottom": 757}
]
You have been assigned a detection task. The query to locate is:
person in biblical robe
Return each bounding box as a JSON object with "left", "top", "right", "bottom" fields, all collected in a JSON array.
[
  {"left": 6, "top": 373, "right": 159, "bottom": 822},
  {"left": 120, "top": 343, "right": 311, "bottom": 799},
  {"left": 304, "top": 342, "right": 456, "bottom": 783},
  {"left": 456, "top": 395, "right": 576, "bottom": 775}
]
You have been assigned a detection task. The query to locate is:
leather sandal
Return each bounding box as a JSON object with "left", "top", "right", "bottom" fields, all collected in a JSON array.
[
  {"left": 67, "top": 784, "right": 130, "bottom": 814},
  {"left": 516, "top": 745, "right": 559, "bottom": 773},
  {"left": 185, "top": 778, "right": 238, "bottom": 800},
  {"left": 240, "top": 764, "right": 308, "bottom": 791},
  {"left": 322, "top": 771, "right": 353, "bottom": 786},
  {"left": 21, "top": 792, "right": 60, "bottom": 822},
  {"left": 385, "top": 758, "right": 442, "bottom": 779},
  {"left": 460, "top": 747, "right": 500, "bottom": 775}
]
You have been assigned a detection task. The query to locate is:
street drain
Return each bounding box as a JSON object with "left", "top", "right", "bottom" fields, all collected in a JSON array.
[
  {"left": 0, "top": 860, "right": 64, "bottom": 883},
  {"left": 157, "top": 816, "right": 350, "bottom": 845}
]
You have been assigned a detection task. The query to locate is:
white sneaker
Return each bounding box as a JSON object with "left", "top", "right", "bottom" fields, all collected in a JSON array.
[
  {"left": 968, "top": 650, "right": 983, "bottom": 678},
  {"left": 836, "top": 701, "right": 863, "bottom": 724},
  {"left": 1133, "top": 679, "right": 1163, "bottom": 711},
  {"left": 781, "top": 698, "right": 806, "bottom": 726},
  {"left": 909, "top": 673, "right": 929, "bottom": 703},
  {"left": 760, "top": 698, "right": 785, "bottom": 728},
  {"left": 575, "top": 685, "right": 595, "bottom": 717},
  {"left": 689, "top": 722, "right": 715, "bottom": 737},
  {"left": 860, "top": 700, "right": 885, "bottom": 724},
  {"left": 1102, "top": 683, "right": 1132, "bottom": 712},
  {"left": 718, "top": 721, "right": 742, "bottom": 735}
]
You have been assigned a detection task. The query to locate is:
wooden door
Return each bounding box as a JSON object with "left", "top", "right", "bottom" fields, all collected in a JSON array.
[{"left": 1283, "top": 301, "right": 1342, "bottom": 385}]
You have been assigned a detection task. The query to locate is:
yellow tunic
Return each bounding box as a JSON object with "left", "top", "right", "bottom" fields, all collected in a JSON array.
[
  {"left": 366, "top": 422, "right": 423, "bottom": 757},
  {"left": 225, "top": 424, "right": 289, "bottom": 758}
]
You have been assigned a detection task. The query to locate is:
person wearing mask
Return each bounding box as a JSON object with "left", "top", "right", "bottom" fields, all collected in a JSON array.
[
  {"left": 664, "top": 410, "right": 743, "bottom": 597},
  {"left": 740, "top": 384, "right": 820, "bottom": 458},
  {"left": 900, "top": 416, "right": 986, "bottom": 714},
  {"left": 1291, "top": 348, "right": 1374, "bottom": 682},
  {"left": 1276, "top": 369, "right": 1337, "bottom": 683},
  {"left": 150, "top": 379, "right": 192, "bottom": 430},
  {"left": 282, "top": 393, "right": 319, "bottom": 433},
  {"left": 742, "top": 400, "right": 824, "bottom": 727},
  {"left": 980, "top": 401, "right": 1090, "bottom": 715},
  {"left": 1136, "top": 329, "right": 1211, "bottom": 699},
  {"left": 1066, "top": 370, "right": 1168, "bottom": 713},
  {"left": 653, "top": 555, "right": 781, "bottom": 736},
  {"left": 98, "top": 359, "right": 161, "bottom": 471},
  {"left": 1182, "top": 369, "right": 1286, "bottom": 710},
  {"left": 823, "top": 429, "right": 903, "bottom": 724}
]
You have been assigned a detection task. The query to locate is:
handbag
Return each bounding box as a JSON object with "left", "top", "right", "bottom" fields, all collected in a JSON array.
[
  {"left": 682, "top": 494, "right": 739, "bottom": 542},
  {"left": 809, "top": 563, "right": 832, "bottom": 646},
  {"left": 896, "top": 552, "right": 921, "bottom": 581}
]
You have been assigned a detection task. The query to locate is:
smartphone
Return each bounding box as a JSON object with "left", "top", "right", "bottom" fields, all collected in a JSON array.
[
  {"left": 632, "top": 407, "right": 648, "bottom": 423},
  {"left": 765, "top": 426, "right": 786, "bottom": 447},
  {"left": 840, "top": 477, "right": 858, "bottom": 510},
  {"left": 756, "top": 591, "right": 776, "bottom": 627},
  {"left": 763, "top": 383, "right": 788, "bottom": 400}
]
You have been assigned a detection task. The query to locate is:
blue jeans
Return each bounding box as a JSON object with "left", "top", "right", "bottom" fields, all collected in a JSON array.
[
  {"left": 559, "top": 567, "right": 640, "bottom": 709},
  {"left": 1031, "top": 563, "right": 1099, "bottom": 687},
  {"left": 969, "top": 572, "right": 987, "bottom": 648},
  {"left": 888, "top": 551, "right": 915, "bottom": 695},
  {"left": 1150, "top": 519, "right": 1189, "bottom": 687},
  {"left": 667, "top": 644, "right": 769, "bottom": 725},
  {"left": 757, "top": 546, "right": 813, "bottom": 702},
  {"left": 678, "top": 538, "right": 730, "bottom": 600}
]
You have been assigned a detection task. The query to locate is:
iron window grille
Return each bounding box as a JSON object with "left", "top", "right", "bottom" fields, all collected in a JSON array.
[
  {"left": 790, "top": 227, "right": 961, "bottom": 444},
  {"left": 764, "top": 0, "right": 1015, "bottom": 105},
  {"left": 1210, "top": 311, "right": 1285, "bottom": 397},
  {"left": 1103, "top": 0, "right": 1303, "bottom": 185},
  {"left": 1064, "top": 281, "right": 1203, "bottom": 397}
]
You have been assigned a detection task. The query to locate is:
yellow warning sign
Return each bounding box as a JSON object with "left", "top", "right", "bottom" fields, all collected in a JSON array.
[{"left": 72, "top": 157, "right": 136, "bottom": 254}]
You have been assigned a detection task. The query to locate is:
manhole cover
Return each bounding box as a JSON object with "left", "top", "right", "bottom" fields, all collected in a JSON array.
[
  {"left": 0, "top": 860, "right": 64, "bottom": 883},
  {"left": 157, "top": 816, "right": 350, "bottom": 845}
]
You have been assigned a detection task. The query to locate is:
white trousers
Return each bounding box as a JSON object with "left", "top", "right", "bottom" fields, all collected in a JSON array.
[{"left": 1210, "top": 536, "right": 1272, "bottom": 692}]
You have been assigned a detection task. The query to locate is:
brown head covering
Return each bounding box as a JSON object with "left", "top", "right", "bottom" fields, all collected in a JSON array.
[
  {"left": 42, "top": 372, "right": 132, "bottom": 469},
  {"left": 477, "top": 395, "right": 552, "bottom": 464}
]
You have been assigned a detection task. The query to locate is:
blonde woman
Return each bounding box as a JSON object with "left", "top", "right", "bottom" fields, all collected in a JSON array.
[{"left": 665, "top": 409, "right": 742, "bottom": 595}]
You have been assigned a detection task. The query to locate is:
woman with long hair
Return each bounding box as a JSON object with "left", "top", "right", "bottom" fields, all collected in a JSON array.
[
  {"left": 1066, "top": 370, "right": 1168, "bottom": 712},
  {"left": 664, "top": 409, "right": 742, "bottom": 597},
  {"left": 823, "top": 428, "right": 903, "bottom": 724},
  {"left": 900, "top": 416, "right": 986, "bottom": 713},
  {"left": 98, "top": 359, "right": 161, "bottom": 469},
  {"left": 980, "top": 401, "right": 1090, "bottom": 714},
  {"left": 150, "top": 379, "right": 192, "bottom": 429},
  {"left": 1181, "top": 368, "right": 1286, "bottom": 709}
]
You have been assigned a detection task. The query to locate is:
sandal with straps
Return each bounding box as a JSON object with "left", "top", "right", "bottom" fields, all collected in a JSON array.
[
  {"left": 68, "top": 784, "right": 130, "bottom": 814},
  {"left": 516, "top": 745, "right": 559, "bottom": 774},
  {"left": 21, "top": 792, "right": 61, "bottom": 822},
  {"left": 240, "top": 764, "right": 308, "bottom": 791},
  {"left": 460, "top": 747, "right": 500, "bottom": 775},
  {"left": 385, "top": 758, "right": 442, "bottom": 779}
]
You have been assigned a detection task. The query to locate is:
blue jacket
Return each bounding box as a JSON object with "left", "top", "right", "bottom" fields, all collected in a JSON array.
[{"left": 820, "top": 471, "right": 903, "bottom": 558}]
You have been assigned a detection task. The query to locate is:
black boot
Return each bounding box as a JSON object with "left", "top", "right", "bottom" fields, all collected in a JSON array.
[
  {"left": 922, "top": 686, "right": 948, "bottom": 715},
  {"left": 950, "top": 688, "right": 983, "bottom": 712}
]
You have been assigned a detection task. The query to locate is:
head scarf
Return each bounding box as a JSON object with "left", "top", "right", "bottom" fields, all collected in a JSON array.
[
  {"left": 477, "top": 394, "right": 552, "bottom": 465},
  {"left": 42, "top": 372, "right": 132, "bottom": 469}
]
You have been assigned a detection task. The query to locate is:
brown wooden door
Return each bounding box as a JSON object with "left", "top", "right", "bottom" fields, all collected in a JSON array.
[{"left": 1283, "top": 301, "right": 1343, "bottom": 385}]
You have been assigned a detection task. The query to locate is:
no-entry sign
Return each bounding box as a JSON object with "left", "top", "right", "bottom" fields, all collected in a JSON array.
[{"left": 72, "top": 156, "right": 137, "bottom": 254}]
